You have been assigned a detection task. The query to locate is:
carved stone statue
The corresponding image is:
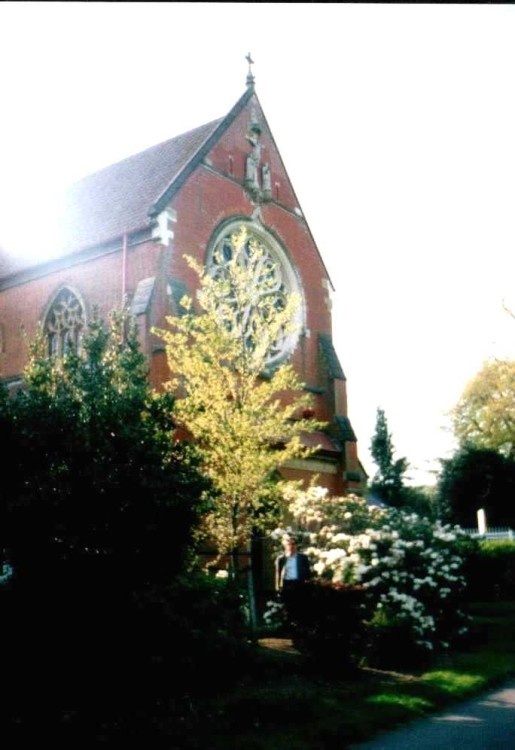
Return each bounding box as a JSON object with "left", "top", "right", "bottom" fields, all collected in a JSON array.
[
  {"left": 245, "top": 135, "right": 262, "bottom": 192},
  {"left": 262, "top": 163, "right": 271, "bottom": 201}
]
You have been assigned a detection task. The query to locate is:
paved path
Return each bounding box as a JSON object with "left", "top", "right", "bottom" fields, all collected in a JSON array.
[{"left": 349, "top": 679, "right": 515, "bottom": 749}]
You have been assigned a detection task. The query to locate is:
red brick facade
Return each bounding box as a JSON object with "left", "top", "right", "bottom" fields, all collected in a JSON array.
[{"left": 0, "top": 84, "right": 365, "bottom": 496}]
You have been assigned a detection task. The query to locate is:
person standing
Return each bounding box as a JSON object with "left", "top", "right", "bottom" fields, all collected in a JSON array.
[
  {"left": 275, "top": 534, "right": 311, "bottom": 591},
  {"left": 275, "top": 534, "right": 311, "bottom": 633}
]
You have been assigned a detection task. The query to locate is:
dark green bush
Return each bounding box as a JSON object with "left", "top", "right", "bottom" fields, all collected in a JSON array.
[
  {"left": 364, "top": 618, "right": 434, "bottom": 671},
  {"left": 2, "top": 570, "right": 255, "bottom": 716},
  {"left": 463, "top": 539, "right": 515, "bottom": 601},
  {"left": 0, "top": 313, "right": 212, "bottom": 712},
  {"left": 286, "top": 580, "right": 369, "bottom": 674},
  {"left": 131, "top": 572, "right": 254, "bottom": 695}
]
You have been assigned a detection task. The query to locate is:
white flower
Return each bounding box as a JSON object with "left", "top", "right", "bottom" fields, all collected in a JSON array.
[{"left": 355, "top": 564, "right": 370, "bottom": 579}]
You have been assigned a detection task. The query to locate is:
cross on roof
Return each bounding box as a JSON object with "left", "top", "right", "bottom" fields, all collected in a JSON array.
[{"left": 246, "top": 52, "right": 255, "bottom": 87}]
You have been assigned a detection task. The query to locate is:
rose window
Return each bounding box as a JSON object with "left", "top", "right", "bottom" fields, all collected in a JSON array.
[{"left": 207, "top": 222, "right": 304, "bottom": 366}]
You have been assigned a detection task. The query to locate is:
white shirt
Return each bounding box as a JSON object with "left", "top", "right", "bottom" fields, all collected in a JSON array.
[{"left": 282, "top": 553, "right": 298, "bottom": 581}]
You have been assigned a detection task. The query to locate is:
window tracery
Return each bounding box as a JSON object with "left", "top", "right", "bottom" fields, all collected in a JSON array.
[
  {"left": 207, "top": 222, "right": 304, "bottom": 366},
  {"left": 44, "top": 288, "right": 85, "bottom": 357}
]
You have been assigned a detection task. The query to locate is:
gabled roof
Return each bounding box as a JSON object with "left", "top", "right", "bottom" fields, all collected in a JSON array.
[
  {"left": 0, "top": 84, "right": 334, "bottom": 291},
  {"left": 60, "top": 118, "right": 222, "bottom": 255},
  {"left": 0, "top": 86, "right": 255, "bottom": 282},
  {"left": 59, "top": 85, "right": 256, "bottom": 257}
]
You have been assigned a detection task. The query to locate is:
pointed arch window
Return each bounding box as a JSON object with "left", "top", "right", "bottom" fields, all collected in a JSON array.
[{"left": 44, "top": 288, "right": 85, "bottom": 357}]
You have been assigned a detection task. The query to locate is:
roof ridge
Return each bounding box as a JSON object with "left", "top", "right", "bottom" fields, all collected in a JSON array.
[{"left": 150, "top": 85, "right": 255, "bottom": 216}]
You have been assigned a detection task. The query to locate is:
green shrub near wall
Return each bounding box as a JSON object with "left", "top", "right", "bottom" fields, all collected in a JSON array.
[{"left": 463, "top": 539, "right": 515, "bottom": 601}]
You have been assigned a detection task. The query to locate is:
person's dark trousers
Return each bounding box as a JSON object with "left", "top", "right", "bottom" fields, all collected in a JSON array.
[{"left": 280, "top": 580, "right": 307, "bottom": 634}]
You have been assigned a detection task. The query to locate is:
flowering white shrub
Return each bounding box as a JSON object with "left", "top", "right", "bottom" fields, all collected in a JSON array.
[
  {"left": 0, "top": 560, "right": 13, "bottom": 586},
  {"left": 262, "top": 597, "right": 287, "bottom": 629},
  {"left": 270, "top": 487, "right": 470, "bottom": 655}
]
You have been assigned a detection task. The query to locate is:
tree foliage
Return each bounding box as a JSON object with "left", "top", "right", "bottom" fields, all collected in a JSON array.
[
  {"left": 0, "top": 311, "right": 217, "bottom": 711},
  {"left": 452, "top": 358, "right": 515, "bottom": 460},
  {"left": 369, "top": 407, "right": 408, "bottom": 507},
  {"left": 399, "top": 484, "right": 438, "bottom": 519},
  {"left": 154, "top": 227, "right": 322, "bottom": 564},
  {"left": 437, "top": 445, "right": 515, "bottom": 528},
  {"left": 2, "top": 310, "right": 208, "bottom": 591}
]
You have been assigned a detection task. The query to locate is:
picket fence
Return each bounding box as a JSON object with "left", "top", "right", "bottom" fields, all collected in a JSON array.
[{"left": 462, "top": 527, "right": 514, "bottom": 541}]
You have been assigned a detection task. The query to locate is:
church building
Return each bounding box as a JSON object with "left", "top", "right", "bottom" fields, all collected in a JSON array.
[{"left": 0, "top": 62, "right": 365, "bottom": 497}]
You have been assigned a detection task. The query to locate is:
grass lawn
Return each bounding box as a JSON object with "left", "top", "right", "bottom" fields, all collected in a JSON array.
[{"left": 4, "top": 600, "right": 515, "bottom": 748}]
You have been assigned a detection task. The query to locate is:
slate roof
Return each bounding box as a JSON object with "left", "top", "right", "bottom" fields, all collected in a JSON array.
[
  {"left": 0, "top": 245, "right": 26, "bottom": 280},
  {"left": 335, "top": 415, "right": 357, "bottom": 442},
  {"left": 300, "top": 430, "right": 341, "bottom": 456},
  {"left": 0, "top": 120, "right": 220, "bottom": 282},
  {"left": 60, "top": 118, "right": 222, "bottom": 255},
  {"left": 0, "top": 84, "right": 334, "bottom": 293},
  {"left": 0, "top": 246, "right": 10, "bottom": 279},
  {"left": 319, "top": 333, "right": 346, "bottom": 380},
  {"left": 0, "top": 85, "right": 255, "bottom": 282}
]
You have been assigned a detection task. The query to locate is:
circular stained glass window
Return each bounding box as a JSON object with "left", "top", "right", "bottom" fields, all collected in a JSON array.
[{"left": 206, "top": 221, "right": 305, "bottom": 366}]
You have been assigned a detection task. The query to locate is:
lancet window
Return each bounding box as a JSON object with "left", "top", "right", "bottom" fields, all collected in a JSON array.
[{"left": 44, "top": 288, "right": 85, "bottom": 357}]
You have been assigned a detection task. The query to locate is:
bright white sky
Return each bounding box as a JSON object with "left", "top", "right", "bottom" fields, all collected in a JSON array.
[{"left": 0, "top": 3, "right": 514, "bottom": 486}]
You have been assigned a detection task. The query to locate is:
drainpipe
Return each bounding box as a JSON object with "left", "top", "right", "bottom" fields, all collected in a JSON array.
[{"left": 121, "top": 232, "right": 128, "bottom": 307}]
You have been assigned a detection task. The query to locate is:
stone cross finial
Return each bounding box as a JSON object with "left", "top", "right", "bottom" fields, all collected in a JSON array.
[{"left": 246, "top": 52, "right": 255, "bottom": 87}]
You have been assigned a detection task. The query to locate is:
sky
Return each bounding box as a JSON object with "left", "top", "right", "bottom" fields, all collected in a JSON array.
[{"left": 0, "top": 3, "right": 514, "bottom": 486}]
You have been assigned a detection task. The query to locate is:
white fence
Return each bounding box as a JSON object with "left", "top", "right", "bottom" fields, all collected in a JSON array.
[{"left": 462, "top": 527, "right": 514, "bottom": 541}]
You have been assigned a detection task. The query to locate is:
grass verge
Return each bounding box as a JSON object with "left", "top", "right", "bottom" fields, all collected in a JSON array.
[{"left": 180, "top": 599, "right": 515, "bottom": 750}]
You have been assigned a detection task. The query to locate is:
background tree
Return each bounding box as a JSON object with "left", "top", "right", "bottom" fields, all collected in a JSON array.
[
  {"left": 368, "top": 407, "right": 408, "bottom": 507},
  {"left": 154, "top": 228, "right": 322, "bottom": 575},
  {"left": 437, "top": 445, "right": 515, "bottom": 528},
  {"left": 452, "top": 359, "right": 515, "bottom": 460},
  {"left": 399, "top": 484, "right": 438, "bottom": 519}
]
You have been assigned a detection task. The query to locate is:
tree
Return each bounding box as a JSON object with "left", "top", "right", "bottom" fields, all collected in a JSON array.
[
  {"left": 369, "top": 407, "right": 408, "bottom": 507},
  {"left": 2, "top": 310, "right": 209, "bottom": 592},
  {"left": 399, "top": 484, "right": 438, "bottom": 520},
  {"left": 437, "top": 445, "right": 515, "bottom": 528},
  {"left": 452, "top": 359, "right": 515, "bottom": 460},
  {"left": 0, "top": 310, "right": 212, "bottom": 709},
  {"left": 154, "top": 227, "right": 322, "bottom": 574}
]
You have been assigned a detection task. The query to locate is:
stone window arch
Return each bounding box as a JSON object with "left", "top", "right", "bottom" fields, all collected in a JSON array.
[{"left": 43, "top": 286, "right": 86, "bottom": 358}]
